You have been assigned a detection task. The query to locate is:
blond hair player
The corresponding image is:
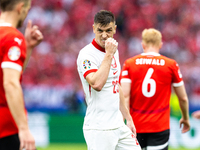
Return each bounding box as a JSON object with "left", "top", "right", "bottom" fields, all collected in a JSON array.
[{"left": 121, "top": 28, "right": 190, "bottom": 150}]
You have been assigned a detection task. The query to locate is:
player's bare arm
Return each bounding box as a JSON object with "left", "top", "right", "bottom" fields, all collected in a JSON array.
[
  {"left": 121, "top": 82, "right": 131, "bottom": 111},
  {"left": 173, "top": 85, "right": 190, "bottom": 133},
  {"left": 3, "top": 68, "right": 35, "bottom": 150},
  {"left": 86, "top": 38, "right": 118, "bottom": 91},
  {"left": 23, "top": 20, "right": 43, "bottom": 71},
  {"left": 119, "top": 84, "right": 137, "bottom": 136}
]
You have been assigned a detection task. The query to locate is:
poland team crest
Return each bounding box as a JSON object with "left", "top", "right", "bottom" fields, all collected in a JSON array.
[{"left": 8, "top": 46, "right": 21, "bottom": 61}]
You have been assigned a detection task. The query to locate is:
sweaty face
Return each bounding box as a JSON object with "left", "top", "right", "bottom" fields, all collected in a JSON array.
[
  {"left": 17, "top": 1, "right": 31, "bottom": 28},
  {"left": 93, "top": 22, "right": 116, "bottom": 48}
]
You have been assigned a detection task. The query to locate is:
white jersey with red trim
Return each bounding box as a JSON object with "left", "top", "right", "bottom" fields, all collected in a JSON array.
[{"left": 77, "top": 39, "right": 124, "bottom": 130}]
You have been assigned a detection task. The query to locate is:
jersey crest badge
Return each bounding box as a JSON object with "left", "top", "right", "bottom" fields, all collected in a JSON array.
[
  {"left": 8, "top": 46, "right": 21, "bottom": 61},
  {"left": 111, "top": 56, "right": 117, "bottom": 68},
  {"left": 83, "top": 60, "right": 91, "bottom": 70}
]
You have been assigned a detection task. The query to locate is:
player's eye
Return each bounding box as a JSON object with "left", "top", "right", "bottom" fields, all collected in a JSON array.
[{"left": 98, "top": 29, "right": 103, "bottom": 32}]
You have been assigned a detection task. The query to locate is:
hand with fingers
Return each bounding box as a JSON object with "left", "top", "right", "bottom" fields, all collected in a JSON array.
[
  {"left": 25, "top": 20, "right": 43, "bottom": 49},
  {"left": 126, "top": 120, "right": 137, "bottom": 137},
  {"left": 19, "top": 128, "right": 36, "bottom": 150},
  {"left": 105, "top": 38, "right": 118, "bottom": 56},
  {"left": 179, "top": 118, "right": 190, "bottom": 133}
]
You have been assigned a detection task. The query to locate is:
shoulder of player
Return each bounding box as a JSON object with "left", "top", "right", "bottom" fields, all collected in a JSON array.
[
  {"left": 2, "top": 26, "right": 24, "bottom": 36},
  {"left": 78, "top": 43, "right": 92, "bottom": 56},
  {"left": 2, "top": 27, "right": 25, "bottom": 43},
  {"left": 77, "top": 43, "right": 97, "bottom": 62},
  {"left": 159, "top": 54, "right": 177, "bottom": 64},
  {"left": 80, "top": 42, "right": 104, "bottom": 55},
  {"left": 124, "top": 54, "right": 141, "bottom": 64},
  {"left": 10, "top": 28, "right": 24, "bottom": 40}
]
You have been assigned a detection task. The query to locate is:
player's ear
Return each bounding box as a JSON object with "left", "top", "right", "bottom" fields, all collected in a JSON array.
[
  {"left": 141, "top": 42, "right": 146, "bottom": 50},
  {"left": 16, "top": 2, "right": 24, "bottom": 14},
  {"left": 114, "top": 25, "right": 117, "bottom": 34},
  {"left": 159, "top": 42, "right": 163, "bottom": 49},
  {"left": 93, "top": 24, "right": 96, "bottom": 34}
]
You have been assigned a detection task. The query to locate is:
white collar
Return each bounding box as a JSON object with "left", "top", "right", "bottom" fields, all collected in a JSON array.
[
  {"left": 141, "top": 52, "right": 160, "bottom": 56},
  {"left": 0, "top": 22, "right": 12, "bottom": 27}
]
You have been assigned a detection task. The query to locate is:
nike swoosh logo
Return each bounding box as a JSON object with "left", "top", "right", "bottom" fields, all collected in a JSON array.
[{"left": 113, "top": 71, "right": 118, "bottom": 75}]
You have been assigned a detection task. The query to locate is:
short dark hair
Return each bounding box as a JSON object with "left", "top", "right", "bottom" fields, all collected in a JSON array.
[
  {"left": 94, "top": 10, "right": 115, "bottom": 27},
  {"left": 0, "top": 0, "right": 29, "bottom": 11}
]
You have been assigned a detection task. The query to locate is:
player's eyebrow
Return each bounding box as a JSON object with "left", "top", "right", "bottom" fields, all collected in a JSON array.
[
  {"left": 97, "top": 28, "right": 103, "bottom": 32},
  {"left": 97, "top": 27, "right": 113, "bottom": 32},
  {"left": 106, "top": 27, "right": 112, "bottom": 31}
]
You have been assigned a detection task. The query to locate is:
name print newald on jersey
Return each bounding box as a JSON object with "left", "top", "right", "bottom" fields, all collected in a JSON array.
[{"left": 136, "top": 58, "right": 165, "bottom": 66}]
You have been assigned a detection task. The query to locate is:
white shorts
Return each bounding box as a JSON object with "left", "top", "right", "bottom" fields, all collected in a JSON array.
[{"left": 83, "top": 125, "right": 141, "bottom": 150}]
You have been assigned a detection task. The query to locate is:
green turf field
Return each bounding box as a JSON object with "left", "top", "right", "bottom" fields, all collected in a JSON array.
[
  {"left": 37, "top": 143, "right": 200, "bottom": 150},
  {"left": 37, "top": 143, "right": 87, "bottom": 150}
]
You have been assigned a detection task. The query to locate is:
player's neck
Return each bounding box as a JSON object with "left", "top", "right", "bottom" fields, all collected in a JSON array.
[
  {"left": 0, "top": 12, "right": 18, "bottom": 28},
  {"left": 144, "top": 47, "right": 159, "bottom": 54}
]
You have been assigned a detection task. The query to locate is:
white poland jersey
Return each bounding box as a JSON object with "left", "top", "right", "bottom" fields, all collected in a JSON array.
[{"left": 77, "top": 39, "right": 124, "bottom": 130}]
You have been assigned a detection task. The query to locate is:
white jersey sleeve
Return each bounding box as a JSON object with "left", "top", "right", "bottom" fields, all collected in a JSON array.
[{"left": 77, "top": 51, "right": 98, "bottom": 78}]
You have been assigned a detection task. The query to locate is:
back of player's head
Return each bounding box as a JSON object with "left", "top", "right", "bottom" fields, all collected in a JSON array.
[
  {"left": 0, "top": 0, "right": 30, "bottom": 12},
  {"left": 94, "top": 10, "right": 115, "bottom": 27},
  {"left": 142, "top": 28, "right": 162, "bottom": 47}
]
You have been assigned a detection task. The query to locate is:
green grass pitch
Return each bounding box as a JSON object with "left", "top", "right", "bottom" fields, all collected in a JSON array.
[
  {"left": 37, "top": 143, "right": 87, "bottom": 150},
  {"left": 37, "top": 143, "right": 200, "bottom": 150}
]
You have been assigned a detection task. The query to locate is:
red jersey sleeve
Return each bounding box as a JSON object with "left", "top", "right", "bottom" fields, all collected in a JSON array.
[
  {"left": 120, "top": 59, "right": 132, "bottom": 83},
  {"left": 1, "top": 30, "right": 26, "bottom": 72},
  {"left": 171, "top": 60, "right": 183, "bottom": 87}
]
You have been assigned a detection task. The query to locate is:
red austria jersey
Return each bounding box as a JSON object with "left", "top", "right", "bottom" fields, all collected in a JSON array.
[
  {"left": 0, "top": 23, "right": 26, "bottom": 138},
  {"left": 120, "top": 52, "right": 183, "bottom": 133}
]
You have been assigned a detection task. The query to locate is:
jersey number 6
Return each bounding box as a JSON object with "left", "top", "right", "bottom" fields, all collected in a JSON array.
[{"left": 142, "top": 68, "right": 156, "bottom": 97}]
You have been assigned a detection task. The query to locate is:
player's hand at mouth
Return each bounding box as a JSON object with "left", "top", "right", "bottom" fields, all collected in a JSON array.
[
  {"left": 101, "top": 38, "right": 107, "bottom": 44},
  {"left": 105, "top": 37, "right": 118, "bottom": 56}
]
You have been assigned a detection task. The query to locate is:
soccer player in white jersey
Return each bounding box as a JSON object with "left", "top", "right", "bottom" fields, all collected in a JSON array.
[{"left": 77, "top": 10, "right": 141, "bottom": 150}]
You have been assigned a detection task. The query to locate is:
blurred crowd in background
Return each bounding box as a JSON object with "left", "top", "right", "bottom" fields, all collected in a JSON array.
[{"left": 21, "top": 0, "right": 200, "bottom": 113}]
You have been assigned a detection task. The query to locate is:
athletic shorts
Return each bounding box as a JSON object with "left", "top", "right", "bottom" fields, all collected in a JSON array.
[
  {"left": 137, "top": 129, "right": 170, "bottom": 150},
  {"left": 0, "top": 134, "right": 20, "bottom": 150},
  {"left": 83, "top": 125, "right": 141, "bottom": 150}
]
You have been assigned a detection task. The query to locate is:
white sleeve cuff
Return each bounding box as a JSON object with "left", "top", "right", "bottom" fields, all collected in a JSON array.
[
  {"left": 1, "top": 62, "right": 22, "bottom": 72},
  {"left": 173, "top": 81, "right": 184, "bottom": 87},
  {"left": 121, "top": 78, "right": 132, "bottom": 83}
]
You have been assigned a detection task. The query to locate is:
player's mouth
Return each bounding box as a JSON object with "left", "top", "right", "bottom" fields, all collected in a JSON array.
[{"left": 101, "top": 39, "right": 107, "bottom": 44}]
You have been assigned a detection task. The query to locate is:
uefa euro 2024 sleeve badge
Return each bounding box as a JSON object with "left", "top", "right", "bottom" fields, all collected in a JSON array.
[
  {"left": 83, "top": 60, "right": 91, "bottom": 70},
  {"left": 8, "top": 46, "right": 21, "bottom": 61}
]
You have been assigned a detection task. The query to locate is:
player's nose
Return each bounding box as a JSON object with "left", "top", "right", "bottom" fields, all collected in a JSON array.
[{"left": 102, "top": 32, "right": 107, "bottom": 38}]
